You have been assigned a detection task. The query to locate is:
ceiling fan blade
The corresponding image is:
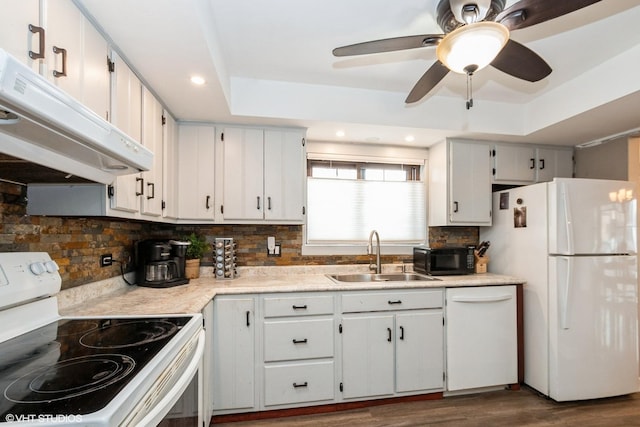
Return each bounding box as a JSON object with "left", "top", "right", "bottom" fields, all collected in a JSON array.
[
  {"left": 491, "top": 39, "right": 551, "bottom": 82},
  {"left": 333, "top": 34, "right": 443, "bottom": 57},
  {"left": 496, "top": 0, "right": 601, "bottom": 31},
  {"left": 405, "top": 61, "right": 450, "bottom": 104}
]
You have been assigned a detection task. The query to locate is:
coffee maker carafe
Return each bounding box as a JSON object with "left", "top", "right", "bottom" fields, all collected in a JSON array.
[{"left": 136, "top": 239, "right": 190, "bottom": 288}]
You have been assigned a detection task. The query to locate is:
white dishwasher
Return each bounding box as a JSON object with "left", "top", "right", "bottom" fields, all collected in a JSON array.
[{"left": 445, "top": 285, "right": 517, "bottom": 392}]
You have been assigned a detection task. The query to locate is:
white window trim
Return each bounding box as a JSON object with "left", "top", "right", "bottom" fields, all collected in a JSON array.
[{"left": 302, "top": 141, "right": 429, "bottom": 256}]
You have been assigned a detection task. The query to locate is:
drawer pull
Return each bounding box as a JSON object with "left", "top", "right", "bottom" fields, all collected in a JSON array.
[
  {"left": 292, "top": 304, "right": 308, "bottom": 310},
  {"left": 246, "top": 311, "right": 250, "bottom": 327},
  {"left": 292, "top": 338, "right": 308, "bottom": 344},
  {"left": 388, "top": 300, "right": 402, "bottom": 305},
  {"left": 293, "top": 382, "right": 308, "bottom": 388}
]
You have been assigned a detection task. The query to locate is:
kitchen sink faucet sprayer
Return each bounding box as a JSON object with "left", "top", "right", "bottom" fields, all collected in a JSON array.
[{"left": 368, "top": 230, "right": 381, "bottom": 274}]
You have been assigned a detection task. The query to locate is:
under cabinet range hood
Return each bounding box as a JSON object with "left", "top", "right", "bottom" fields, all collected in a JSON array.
[{"left": 0, "top": 49, "right": 152, "bottom": 184}]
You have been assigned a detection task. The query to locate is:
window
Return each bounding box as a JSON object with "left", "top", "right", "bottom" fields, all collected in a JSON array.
[{"left": 306, "top": 160, "right": 426, "bottom": 246}]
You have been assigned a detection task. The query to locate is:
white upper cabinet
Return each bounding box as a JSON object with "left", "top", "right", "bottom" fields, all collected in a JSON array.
[
  {"left": 220, "top": 126, "right": 306, "bottom": 223},
  {"left": 43, "top": 0, "right": 83, "bottom": 99},
  {"left": 263, "top": 129, "right": 306, "bottom": 221},
  {"left": 109, "top": 52, "right": 142, "bottom": 214},
  {"left": 429, "top": 139, "right": 492, "bottom": 226},
  {"left": 177, "top": 124, "right": 216, "bottom": 221},
  {"left": 80, "top": 16, "right": 109, "bottom": 120},
  {"left": 492, "top": 144, "right": 537, "bottom": 183},
  {"left": 140, "top": 87, "right": 164, "bottom": 217},
  {"left": 492, "top": 144, "right": 574, "bottom": 184},
  {"left": 163, "top": 112, "right": 179, "bottom": 219},
  {"left": 0, "top": 0, "right": 40, "bottom": 72},
  {"left": 41, "top": 0, "right": 109, "bottom": 118},
  {"left": 221, "top": 127, "right": 264, "bottom": 220},
  {"left": 535, "top": 147, "right": 573, "bottom": 182}
]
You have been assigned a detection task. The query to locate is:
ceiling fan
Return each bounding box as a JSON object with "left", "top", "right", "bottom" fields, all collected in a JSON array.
[{"left": 332, "top": 0, "right": 601, "bottom": 107}]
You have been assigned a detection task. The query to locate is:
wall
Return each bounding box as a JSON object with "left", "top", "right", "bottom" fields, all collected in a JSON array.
[
  {"left": 0, "top": 182, "right": 478, "bottom": 290},
  {"left": 574, "top": 136, "right": 629, "bottom": 180}
]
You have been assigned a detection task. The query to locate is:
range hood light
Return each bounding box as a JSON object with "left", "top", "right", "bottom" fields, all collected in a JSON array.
[
  {"left": 104, "top": 164, "right": 129, "bottom": 171},
  {"left": 0, "top": 110, "right": 20, "bottom": 125}
]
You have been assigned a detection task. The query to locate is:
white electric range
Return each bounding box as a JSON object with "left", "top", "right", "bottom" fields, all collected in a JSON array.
[{"left": 0, "top": 252, "right": 205, "bottom": 426}]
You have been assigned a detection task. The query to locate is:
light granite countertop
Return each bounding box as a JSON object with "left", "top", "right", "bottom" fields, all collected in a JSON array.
[{"left": 59, "top": 264, "right": 524, "bottom": 317}]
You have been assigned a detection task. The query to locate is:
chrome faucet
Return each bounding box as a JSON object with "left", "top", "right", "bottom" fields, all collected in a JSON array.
[{"left": 367, "top": 230, "right": 381, "bottom": 274}]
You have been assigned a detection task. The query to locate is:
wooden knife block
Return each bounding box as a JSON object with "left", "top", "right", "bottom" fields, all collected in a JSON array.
[{"left": 474, "top": 251, "right": 489, "bottom": 274}]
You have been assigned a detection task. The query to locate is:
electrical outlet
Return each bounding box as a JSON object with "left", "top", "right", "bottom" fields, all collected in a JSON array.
[
  {"left": 100, "top": 254, "right": 113, "bottom": 267},
  {"left": 267, "top": 244, "right": 281, "bottom": 257}
]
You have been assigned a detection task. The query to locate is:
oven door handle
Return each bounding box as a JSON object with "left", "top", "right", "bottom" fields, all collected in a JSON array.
[{"left": 133, "top": 329, "right": 205, "bottom": 427}]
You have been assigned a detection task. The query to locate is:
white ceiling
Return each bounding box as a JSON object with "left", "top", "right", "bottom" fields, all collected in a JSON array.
[{"left": 76, "top": 0, "right": 640, "bottom": 148}]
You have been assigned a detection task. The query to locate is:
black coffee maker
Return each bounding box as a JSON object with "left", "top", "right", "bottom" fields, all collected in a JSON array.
[{"left": 136, "top": 239, "right": 190, "bottom": 288}]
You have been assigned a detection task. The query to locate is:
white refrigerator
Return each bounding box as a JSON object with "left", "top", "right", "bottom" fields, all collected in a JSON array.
[{"left": 480, "top": 178, "right": 639, "bottom": 401}]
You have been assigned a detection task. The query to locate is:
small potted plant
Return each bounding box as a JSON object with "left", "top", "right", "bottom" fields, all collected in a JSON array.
[{"left": 184, "top": 233, "right": 210, "bottom": 279}]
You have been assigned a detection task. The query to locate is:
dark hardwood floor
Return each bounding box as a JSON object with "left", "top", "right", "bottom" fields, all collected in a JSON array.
[{"left": 213, "top": 387, "right": 640, "bottom": 427}]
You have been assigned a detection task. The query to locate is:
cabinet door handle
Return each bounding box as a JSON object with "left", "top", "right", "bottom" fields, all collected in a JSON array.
[
  {"left": 293, "top": 382, "right": 308, "bottom": 388},
  {"left": 147, "top": 182, "right": 155, "bottom": 199},
  {"left": 28, "top": 24, "right": 45, "bottom": 60},
  {"left": 539, "top": 159, "right": 545, "bottom": 170},
  {"left": 292, "top": 338, "right": 308, "bottom": 344},
  {"left": 399, "top": 326, "right": 405, "bottom": 340},
  {"left": 206, "top": 195, "right": 211, "bottom": 209},
  {"left": 292, "top": 304, "right": 308, "bottom": 310},
  {"left": 453, "top": 201, "right": 459, "bottom": 213},
  {"left": 136, "top": 177, "right": 144, "bottom": 196},
  {"left": 52, "top": 46, "right": 67, "bottom": 77},
  {"left": 256, "top": 196, "right": 261, "bottom": 210},
  {"left": 245, "top": 310, "right": 250, "bottom": 327},
  {"left": 529, "top": 158, "right": 535, "bottom": 169},
  {"left": 387, "top": 327, "right": 392, "bottom": 342},
  {"left": 388, "top": 300, "right": 402, "bottom": 305}
]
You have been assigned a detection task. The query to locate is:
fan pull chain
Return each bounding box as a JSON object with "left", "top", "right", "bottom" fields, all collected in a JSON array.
[
  {"left": 466, "top": 73, "right": 472, "bottom": 109},
  {"left": 463, "top": 64, "right": 478, "bottom": 110}
]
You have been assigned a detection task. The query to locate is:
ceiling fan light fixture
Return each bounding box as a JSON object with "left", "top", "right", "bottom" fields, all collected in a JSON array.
[{"left": 436, "top": 21, "right": 509, "bottom": 74}]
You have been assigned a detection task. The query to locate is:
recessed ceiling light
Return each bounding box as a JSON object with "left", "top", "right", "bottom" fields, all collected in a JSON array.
[
  {"left": 190, "top": 75, "right": 206, "bottom": 85},
  {"left": 405, "top": 135, "right": 415, "bottom": 142},
  {"left": 336, "top": 130, "right": 345, "bottom": 137}
]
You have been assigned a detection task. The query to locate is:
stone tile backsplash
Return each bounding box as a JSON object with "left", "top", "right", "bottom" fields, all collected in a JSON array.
[{"left": 1, "top": 182, "right": 478, "bottom": 289}]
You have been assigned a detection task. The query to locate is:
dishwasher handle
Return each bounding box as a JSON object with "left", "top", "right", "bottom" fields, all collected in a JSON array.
[{"left": 451, "top": 294, "right": 513, "bottom": 303}]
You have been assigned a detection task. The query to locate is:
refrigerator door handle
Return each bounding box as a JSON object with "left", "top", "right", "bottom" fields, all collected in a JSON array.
[
  {"left": 559, "top": 256, "right": 572, "bottom": 330},
  {"left": 560, "top": 182, "right": 575, "bottom": 254}
]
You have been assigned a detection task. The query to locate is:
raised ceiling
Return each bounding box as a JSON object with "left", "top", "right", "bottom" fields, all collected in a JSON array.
[{"left": 76, "top": 0, "right": 640, "bottom": 147}]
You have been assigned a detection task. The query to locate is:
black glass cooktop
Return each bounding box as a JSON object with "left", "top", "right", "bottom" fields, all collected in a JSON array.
[{"left": 0, "top": 317, "right": 190, "bottom": 419}]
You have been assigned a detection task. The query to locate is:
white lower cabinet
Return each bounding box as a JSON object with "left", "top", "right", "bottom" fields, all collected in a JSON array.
[
  {"left": 341, "top": 314, "right": 395, "bottom": 399},
  {"left": 261, "top": 293, "right": 336, "bottom": 409},
  {"left": 445, "top": 286, "right": 518, "bottom": 391},
  {"left": 212, "top": 296, "right": 256, "bottom": 413},
  {"left": 210, "top": 285, "right": 517, "bottom": 416},
  {"left": 340, "top": 290, "right": 445, "bottom": 400},
  {"left": 264, "top": 361, "right": 335, "bottom": 407}
]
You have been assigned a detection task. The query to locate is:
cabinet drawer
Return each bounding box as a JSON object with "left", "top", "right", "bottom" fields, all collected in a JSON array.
[
  {"left": 264, "top": 361, "right": 335, "bottom": 406},
  {"left": 341, "top": 290, "right": 443, "bottom": 313},
  {"left": 264, "top": 318, "right": 334, "bottom": 362},
  {"left": 263, "top": 294, "right": 334, "bottom": 318}
]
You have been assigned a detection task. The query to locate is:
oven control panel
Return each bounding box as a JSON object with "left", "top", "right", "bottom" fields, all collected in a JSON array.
[{"left": 0, "top": 252, "right": 62, "bottom": 311}]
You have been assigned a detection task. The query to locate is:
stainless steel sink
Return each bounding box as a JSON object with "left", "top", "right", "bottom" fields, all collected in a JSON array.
[{"left": 327, "top": 273, "right": 440, "bottom": 283}]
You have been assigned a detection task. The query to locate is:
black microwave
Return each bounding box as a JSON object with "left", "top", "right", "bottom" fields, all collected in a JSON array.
[{"left": 413, "top": 246, "right": 475, "bottom": 276}]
